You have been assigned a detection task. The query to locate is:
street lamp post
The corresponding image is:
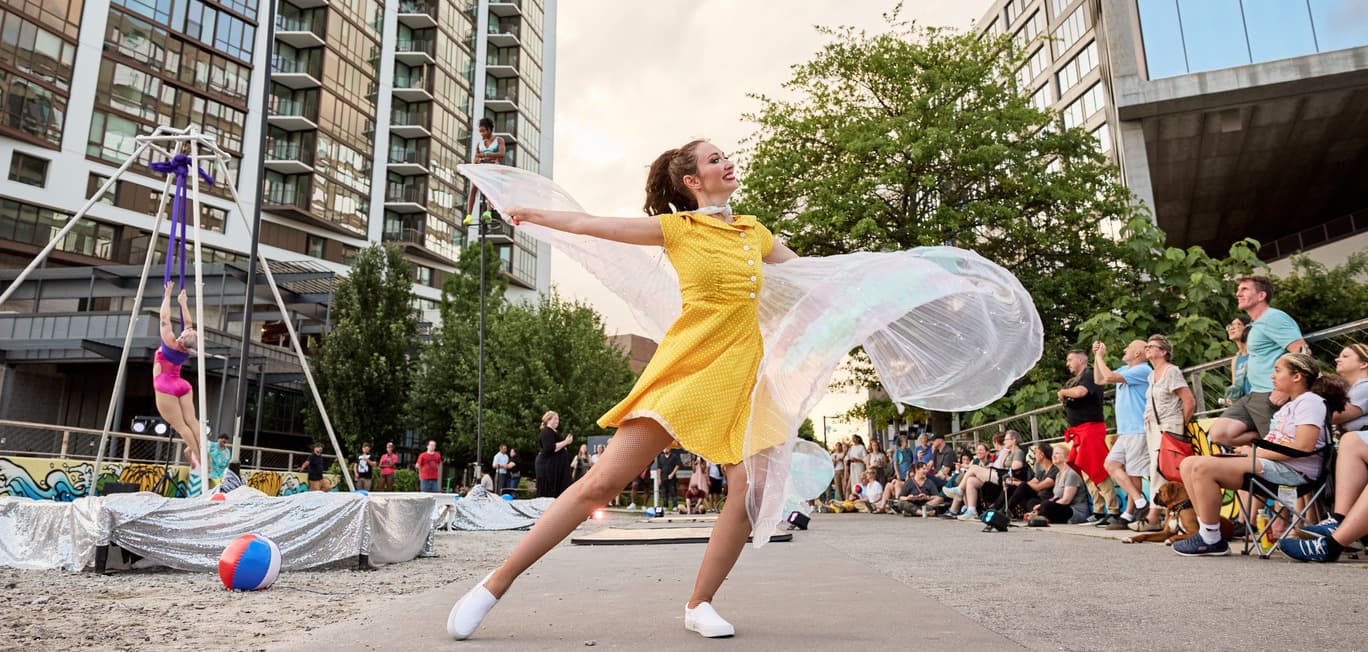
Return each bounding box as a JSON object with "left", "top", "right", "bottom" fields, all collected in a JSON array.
[{"left": 463, "top": 210, "right": 495, "bottom": 477}]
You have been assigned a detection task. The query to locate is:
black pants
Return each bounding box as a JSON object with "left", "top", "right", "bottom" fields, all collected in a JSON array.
[
  {"left": 662, "top": 475, "right": 678, "bottom": 506},
  {"left": 1007, "top": 483, "right": 1041, "bottom": 517},
  {"left": 1027, "top": 497, "right": 1076, "bottom": 524}
]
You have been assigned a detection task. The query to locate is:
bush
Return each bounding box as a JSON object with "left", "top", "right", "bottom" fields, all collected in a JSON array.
[{"left": 393, "top": 469, "right": 418, "bottom": 492}]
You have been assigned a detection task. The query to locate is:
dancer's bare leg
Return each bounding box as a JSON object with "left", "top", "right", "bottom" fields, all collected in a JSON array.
[
  {"left": 155, "top": 392, "right": 198, "bottom": 463},
  {"left": 176, "top": 392, "right": 202, "bottom": 463},
  {"left": 483, "top": 418, "right": 671, "bottom": 598},
  {"left": 688, "top": 462, "right": 750, "bottom": 608}
]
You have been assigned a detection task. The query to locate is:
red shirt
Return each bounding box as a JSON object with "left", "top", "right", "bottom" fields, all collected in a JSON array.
[
  {"left": 417, "top": 451, "right": 442, "bottom": 481},
  {"left": 379, "top": 453, "right": 398, "bottom": 475}
]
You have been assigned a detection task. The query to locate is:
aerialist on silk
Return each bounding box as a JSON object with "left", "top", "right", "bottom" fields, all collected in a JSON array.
[
  {"left": 446, "top": 139, "right": 1045, "bottom": 642},
  {"left": 153, "top": 280, "right": 203, "bottom": 473}
]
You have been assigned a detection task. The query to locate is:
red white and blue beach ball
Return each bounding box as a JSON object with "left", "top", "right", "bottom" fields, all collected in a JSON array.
[{"left": 218, "top": 534, "right": 282, "bottom": 591}]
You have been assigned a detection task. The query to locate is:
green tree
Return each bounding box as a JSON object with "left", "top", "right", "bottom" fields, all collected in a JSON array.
[
  {"left": 315, "top": 244, "right": 418, "bottom": 451},
  {"left": 410, "top": 243, "right": 635, "bottom": 473},
  {"left": 1270, "top": 252, "right": 1368, "bottom": 334},
  {"left": 736, "top": 19, "right": 1145, "bottom": 421}
]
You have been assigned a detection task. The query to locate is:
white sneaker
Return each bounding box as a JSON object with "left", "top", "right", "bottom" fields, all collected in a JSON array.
[
  {"left": 684, "top": 602, "right": 734, "bottom": 638},
  {"left": 957, "top": 510, "right": 980, "bottom": 521},
  {"left": 447, "top": 572, "right": 498, "bottom": 640},
  {"left": 627, "top": 503, "right": 638, "bottom": 510}
]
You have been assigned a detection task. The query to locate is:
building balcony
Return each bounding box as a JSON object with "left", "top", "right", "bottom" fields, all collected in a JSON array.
[
  {"left": 485, "top": 53, "right": 519, "bottom": 78},
  {"left": 275, "top": 13, "right": 326, "bottom": 49},
  {"left": 489, "top": 0, "right": 521, "bottom": 17},
  {"left": 392, "top": 73, "right": 434, "bottom": 102},
  {"left": 487, "top": 22, "right": 520, "bottom": 47},
  {"left": 384, "top": 183, "right": 428, "bottom": 212},
  {"left": 383, "top": 226, "right": 426, "bottom": 246},
  {"left": 267, "top": 95, "right": 318, "bottom": 131},
  {"left": 263, "top": 140, "right": 314, "bottom": 175},
  {"left": 475, "top": 216, "right": 516, "bottom": 244},
  {"left": 262, "top": 180, "right": 311, "bottom": 212},
  {"left": 284, "top": 0, "right": 329, "bottom": 9},
  {"left": 388, "top": 148, "right": 430, "bottom": 175},
  {"left": 485, "top": 89, "right": 517, "bottom": 112},
  {"left": 395, "top": 37, "right": 436, "bottom": 66},
  {"left": 494, "top": 129, "right": 516, "bottom": 145},
  {"left": 397, "top": 0, "right": 438, "bottom": 29},
  {"left": 389, "top": 109, "right": 431, "bottom": 138},
  {"left": 272, "top": 54, "right": 323, "bottom": 89}
]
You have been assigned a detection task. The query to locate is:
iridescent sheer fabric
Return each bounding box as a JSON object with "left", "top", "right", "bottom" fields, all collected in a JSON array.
[{"left": 459, "top": 164, "right": 1043, "bottom": 546}]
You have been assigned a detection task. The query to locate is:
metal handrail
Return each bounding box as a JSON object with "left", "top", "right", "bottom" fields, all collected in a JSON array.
[{"left": 944, "top": 317, "right": 1368, "bottom": 443}]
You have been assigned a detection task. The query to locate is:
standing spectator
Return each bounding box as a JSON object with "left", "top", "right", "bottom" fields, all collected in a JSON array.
[
  {"left": 1141, "top": 334, "right": 1196, "bottom": 525},
  {"left": 377, "top": 442, "right": 398, "bottom": 491},
  {"left": 591, "top": 443, "right": 605, "bottom": 466},
  {"left": 657, "top": 446, "right": 683, "bottom": 509},
  {"left": 208, "top": 434, "right": 231, "bottom": 488},
  {"left": 1207, "top": 275, "right": 1308, "bottom": 448},
  {"left": 536, "top": 411, "right": 573, "bottom": 498},
  {"left": 416, "top": 440, "right": 442, "bottom": 493},
  {"left": 928, "top": 434, "right": 956, "bottom": 479},
  {"left": 830, "top": 442, "right": 847, "bottom": 501},
  {"left": 298, "top": 443, "right": 328, "bottom": 491},
  {"left": 492, "top": 444, "right": 511, "bottom": 493},
  {"left": 353, "top": 442, "right": 374, "bottom": 491},
  {"left": 507, "top": 448, "right": 522, "bottom": 492},
  {"left": 686, "top": 456, "right": 710, "bottom": 514},
  {"left": 1093, "top": 339, "right": 1153, "bottom": 529},
  {"left": 571, "top": 444, "right": 592, "bottom": 484},
  {"left": 707, "top": 461, "right": 724, "bottom": 512},
  {"left": 866, "top": 439, "right": 889, "bottom": 484},
  {"left": 846, "top": 435, "right": 868, "bottom": 495},
  {"left": 892, "top": 436, "right": 914, "bottom": 483},
  {"left": 1223, "top": 315, "right": 1252, "bottom": 404},
  {"left": 1058, "top": 348, "right": 1119, "bottom": 525}
]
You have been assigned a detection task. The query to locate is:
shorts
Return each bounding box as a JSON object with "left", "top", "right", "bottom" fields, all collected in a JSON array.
[
  {"left": 1218, "top": 391, "right": 1276, "bottom": 438},
  {"left": 153, "top": 373, "right": 192, "bottom": 398},
  {"left": 709, "top": 477, "right": 723, "bottom": 495},
  {"left": 1257, "top": 459, "right": 1306, "bottom": 486},
  {"left": 1104, "top": 434, "right": 1150, "bottom": 476}
]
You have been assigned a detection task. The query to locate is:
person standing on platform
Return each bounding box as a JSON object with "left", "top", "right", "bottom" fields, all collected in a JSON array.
[
  {"left": 353, "top": 442, "right": 374, "bottom": 491},
  {"left": 658, "top": 447, "right": 683, "bottom": 509},
  {"left": 208, "top": 434, "right": 231, "bottom": 489},
  {"left": 536, "top": 411, "right": 573, "bottom": 497},
  {"left": 416, "top": 440, "right": 442, "bottom": 493},
  {"left": 298, "top": 443, "right": 327, "bottom": 491},
  {"left": 378, "top": 442, "right": 398, "bottom": 491},
  {"left": 1092, "top": 340, "right": 1154, "bottom": 530},
  {"left": 1058, "top": 349, "right": 1119, "bottom": 525},
  {"left": 492, "top": 444, "right": 511, "bottom": 494}
]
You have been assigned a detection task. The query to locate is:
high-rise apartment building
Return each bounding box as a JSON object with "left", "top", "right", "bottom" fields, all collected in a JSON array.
[
  {"left": 1, "top": 0, "right": 556, "bottom": 305},
  {"left": 976, "top": 0, "right": 1368, "bottom": 272}
]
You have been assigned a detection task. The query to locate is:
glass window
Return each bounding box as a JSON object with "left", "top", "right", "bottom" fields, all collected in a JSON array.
[
  {"left": 0, "top": 68, "right": 67, "bottom": 146},
  {"left": 1241, "top": 0, "right": 1317, "bottom": 63},
  {"left": 1030, "top": 83, "right": 1052, "bottom": 113},
  {"left": 1053, "top": 4, "right": 1087, "bottom": 53},
  {"left": 1017, "top": 46, "right": 1048, "bottom": 89},
  {"left": 1056, "top": 40, "right": 1097, "bottom": 95},
  {"left": 1091, "top": 122, "right": 1112, "bottom": 153},
  {"left": 1136, "top": 0, "right": 1188, "bottom": 78},
  {"left": 8, "top": 150, "right": 48, "bottom": 186},
  {"left": 1051, "top": 0, "right": 1075, "bottom": 20},
  {"left": 1308, "top": 0, "right": 1368, "bottom": 53},
  {"left": 1062, "top": 82, "right": 1104, "bottom": 129},
  {"left": 1175, "top": 0, "right": 1250, "bottom": 73}
]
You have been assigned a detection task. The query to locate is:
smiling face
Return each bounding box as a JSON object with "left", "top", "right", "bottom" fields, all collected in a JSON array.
[
  {"left": 681, "top": 143, "right": 739, "bottom": 205},
  {"left": 479, "top": 125, "right": 492, "bottom": 139}
]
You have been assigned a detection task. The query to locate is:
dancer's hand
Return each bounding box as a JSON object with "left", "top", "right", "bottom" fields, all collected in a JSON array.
[
  {"left": 178, "top": 288, "right": 188, "bottom": 305},
  {"left": 165, "top": 280, "right": 175, "bottom": 295},
  {"left": 502, "top": 204, "right": 537, "bottom": 226}
]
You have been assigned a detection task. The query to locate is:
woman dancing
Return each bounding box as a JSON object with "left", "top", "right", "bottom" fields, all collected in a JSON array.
[
  {"left": 447, "top": 139, "right": 1043, "bottom": 641},
  {"left": 153, "top": 281, "right": 202, "bottom": 472}
]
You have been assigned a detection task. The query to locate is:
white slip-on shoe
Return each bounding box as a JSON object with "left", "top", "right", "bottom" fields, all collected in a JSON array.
[
  {"left": 447, "top": 572, "right": 498, "bottom": 640},
  {"left": 684, "top": 601, "right": 735, "bottom": 638}
]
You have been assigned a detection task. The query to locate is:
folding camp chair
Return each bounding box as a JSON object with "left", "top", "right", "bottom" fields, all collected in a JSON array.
[{"left": 1239, "top": 436, "right": 1335, "bottom": 559}]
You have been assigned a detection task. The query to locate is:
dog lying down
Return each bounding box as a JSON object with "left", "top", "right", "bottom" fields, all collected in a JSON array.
[{"left": 1124, "top": 481, "right": 1234, "bottom": 545}]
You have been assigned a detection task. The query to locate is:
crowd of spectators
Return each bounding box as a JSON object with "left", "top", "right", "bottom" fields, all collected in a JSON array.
[{"left": 815, "top": 275, "right": 1368, "bottom": 564}]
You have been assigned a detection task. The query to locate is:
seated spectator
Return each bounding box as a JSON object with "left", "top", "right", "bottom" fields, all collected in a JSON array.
[
  {"left": 1006, "top": 442, "right": 1058, "bottom": 518},
  {"left": 827, "top": 470, "right": 883, "bottom": 513},
  {"left": 1175, "top": 353, "right": 1347, "bottom": 557},
  {"left": 913, "top": 434, "right": 933, "bottom": 465},
  {"left": 894, "top": 463, "right": 947, "bottom": 515},
  {"left": 942, "top": 440, "right": 999, "bottom": 516},
  {"left": 217, "top": 462, "right": 243, "bottom": 494},
  {"left": 1331, "top": 344, "right": 1368, "bottom": 431},
  {"left": 1284, "top": 418, "right": 1368, "bottom": 561},
  {"left": 1027, "top": 445, "right": 1089, "bottom": 524},
  {"left": 956, "top": 430, "right": 1028, "bottom": 521},
  {"left": 928, "top": 434, "right": 956, "bottom": 479}
]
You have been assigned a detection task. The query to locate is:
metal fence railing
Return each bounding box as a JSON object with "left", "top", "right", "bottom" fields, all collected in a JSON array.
[
  {"left": 0, "top": 419, "right": 332, "bottom": 472},
  {"left": 945, "top": 317, "right": 1368, "bottom": 450}
]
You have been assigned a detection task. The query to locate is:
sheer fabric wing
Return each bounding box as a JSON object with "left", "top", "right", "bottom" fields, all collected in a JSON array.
[{"left": 457, "top": 165, "right": 1044, "bottom": 547}]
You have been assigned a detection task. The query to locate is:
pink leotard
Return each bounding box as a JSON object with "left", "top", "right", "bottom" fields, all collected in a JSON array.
[{"left": 153, "top": 346, "right": 192, "bottom": 398}]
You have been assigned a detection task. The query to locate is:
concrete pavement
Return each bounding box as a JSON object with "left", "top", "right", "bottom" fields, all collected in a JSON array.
[{"left": 274, "top": 513, "right": 1368, "bottom": 650}]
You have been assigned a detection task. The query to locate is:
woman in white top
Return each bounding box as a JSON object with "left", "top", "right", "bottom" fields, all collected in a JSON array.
[
  {"left": 830, "top": 442, "right": 847, "bottom": 501},
  {"left": 866, "top": 439, "right": 888, "bottom": 484},
  {"left": 1332, "top": 344, "right": 1368, "bottom": 431},
  {"left": 1175, "top": 352, "right": 1347, "bottom": 557},
  {"left": 846, "top": 435, "right": 867, "bottom": 494}
]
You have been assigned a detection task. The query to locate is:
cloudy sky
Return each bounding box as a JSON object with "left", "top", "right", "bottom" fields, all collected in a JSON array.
[{"left": 546, "top": 0, "right": 989, "bottom": 440}]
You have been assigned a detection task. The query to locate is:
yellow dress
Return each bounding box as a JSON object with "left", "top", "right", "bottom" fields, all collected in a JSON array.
[{"left": 597, "top": 211, "right": 774, "bottom": 464}]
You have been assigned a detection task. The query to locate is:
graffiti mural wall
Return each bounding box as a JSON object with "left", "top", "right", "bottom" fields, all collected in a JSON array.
[{"left": 0, "top": 455, "right": 335, "bottom": 500}]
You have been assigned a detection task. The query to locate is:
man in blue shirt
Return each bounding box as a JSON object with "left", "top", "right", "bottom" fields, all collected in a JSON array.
[
  {"left": 1209, "top": 275, "right": 1307, "bottom": 448},
  {"left": 1093, "top": 339, "right": 1153, "bottom": 529}
]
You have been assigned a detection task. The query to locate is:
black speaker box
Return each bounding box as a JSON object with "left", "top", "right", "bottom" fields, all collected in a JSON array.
[{"left": 786, "top": 510, "right": 810, "bottom": 530}]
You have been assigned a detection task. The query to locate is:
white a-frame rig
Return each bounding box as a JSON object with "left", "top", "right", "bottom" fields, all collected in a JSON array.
[{"left": 0, "top": 125, "right": 354, "bottom": 496}]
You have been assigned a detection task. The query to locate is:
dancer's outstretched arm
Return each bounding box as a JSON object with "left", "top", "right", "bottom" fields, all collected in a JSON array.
[
  {"left": 177, "top": 287, "right": 192, "bottom": 331},
  {"left": 502, "top": 205, "right": 664, "bottom": 246},
  {"left": 764, "top": 242, "right": 798, "bottom": 264}
]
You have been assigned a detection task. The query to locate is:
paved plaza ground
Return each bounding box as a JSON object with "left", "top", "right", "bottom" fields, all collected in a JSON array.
[{"left": 6, "top": 512, "right": 1365, "bottom": 651}]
